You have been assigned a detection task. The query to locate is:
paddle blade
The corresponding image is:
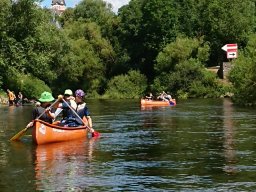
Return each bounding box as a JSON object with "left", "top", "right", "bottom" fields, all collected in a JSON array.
[
  {"left": 92, "top": 131, "right": 100, "bottom": 137},
  {"left": 10, "top": 127, "right": 29, "bottom": 141}
]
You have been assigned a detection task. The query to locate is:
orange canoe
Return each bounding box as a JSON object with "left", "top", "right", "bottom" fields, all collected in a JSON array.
[
  {"left": 32, "top": 119, "right": 89, "bottom": 145},
  {"left": 141, "top": 99, "right": 176, "bottom": 106}
]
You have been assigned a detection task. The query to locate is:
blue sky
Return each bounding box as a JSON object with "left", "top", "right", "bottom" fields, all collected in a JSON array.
[
  {"left": 40, "top": 0, "right": 130, "bottom": 13},
  {"left": 40, "top": 0, "right": 80, "bottom": 8}
]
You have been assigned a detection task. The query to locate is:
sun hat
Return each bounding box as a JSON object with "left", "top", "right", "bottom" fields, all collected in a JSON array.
[
  {"left": 64, "top": 89, "right": 73, "bottom": 96},
  {"left": 38, "top": 91, "right": 55, "bottom": 102},
  {"left": 75, "top": 89, "right": 85, "bottom": 97}
]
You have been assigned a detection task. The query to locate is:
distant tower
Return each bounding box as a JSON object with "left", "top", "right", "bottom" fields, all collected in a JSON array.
[{"left": 51, "top": 0, "right": 66, "bottom": 15}]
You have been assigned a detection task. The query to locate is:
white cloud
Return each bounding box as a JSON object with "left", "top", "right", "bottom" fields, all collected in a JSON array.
[
  {"left": 104, "top": 0, "right": 130, "bottom": 13},
  {"left": 71, "top": 0, "right": 81, "bottom": 7}
]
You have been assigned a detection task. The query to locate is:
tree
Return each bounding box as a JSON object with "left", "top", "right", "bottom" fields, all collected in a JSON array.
[
  {"left": 155, "top": 36, "right": 210, "bottom": 74},
  {"left": 153, "top": 36, "right": 227, "bottom": 98},
  {"left": 0, "top": 0, "right": 69, "bottom": 97},
  {"left": 195, "top": 0, "right": 255, "bottom": 66},
  {"left": 118, "top": 0, "right": 180, "bottom": 79},
  {"left": 229, "top": 34, "right": 256, "bottom": 105},
  {"left": 73, "top": 0, "right": 115, "bottom": 38},
  {"left": 60, "top": 21, "right": 116, "bottom": 95}
]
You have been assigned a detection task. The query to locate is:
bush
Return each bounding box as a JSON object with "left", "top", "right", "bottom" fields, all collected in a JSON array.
[
  {"left": 152, "top": 59, "right": 229, "bottom": 98},
  {"left": 21, "top": 75, "right": 52, "bottom": 99},
  {"left": 4, "top": 68, "right": 51, "bottom": 99},
  {"left": 103, "top": 70, "right": 147, "bottom": 99}
]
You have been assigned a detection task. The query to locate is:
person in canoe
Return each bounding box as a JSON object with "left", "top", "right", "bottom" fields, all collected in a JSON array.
[
  {"left": 56, "top": 89, "right": 98, "bottom": 136},
  {"left": 74, "top": 89, "right": 92, "bottom": 126},
  {"left": 54, "top": 89, "right": 79, "bottom": 126},
  {"left": 165, "top": 92, "right": 172, "bottom": 100},
  {"left": 157, "top": 91, "right": 167, "bottom": 101},
  {"left": 145, "top": 92, "right": 154, "bottom": 100},
  {"left": 56, "top": 89, "right": 77, "bottom": 116},
  {"left": 26, "top": 91, "right": 56, "bottom": 128},
  {"left": 74, "top": 89, "right": 98, "bottom": 136},
  {"left": 157, "top": 91, "right": 173, "bottom": 101}
]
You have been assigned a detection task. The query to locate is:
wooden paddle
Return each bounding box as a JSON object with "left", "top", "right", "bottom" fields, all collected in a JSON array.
[
  {"left": 10, "top": 99, "right": 59, "bottom": 141},
  {"left": 61, "top": 99, "right": 100, "bottom": 137}
]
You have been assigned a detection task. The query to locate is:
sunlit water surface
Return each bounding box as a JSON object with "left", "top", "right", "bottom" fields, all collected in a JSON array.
[{"left": 1, "top": 98, "right": 256, "bottom": 191}]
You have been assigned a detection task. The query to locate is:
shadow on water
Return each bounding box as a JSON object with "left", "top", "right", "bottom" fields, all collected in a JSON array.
[{"left": 1, "top": 98, "right": 256, "bottom": 191}]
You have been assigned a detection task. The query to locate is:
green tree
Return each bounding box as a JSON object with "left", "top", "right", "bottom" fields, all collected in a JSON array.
[
  {"left": 117, "top": 0, "right": 144, "bottom": 71},
  {"left": 73, "top": 0, "right": 115, "bottom": 38},
  {"left": 60, "top": 21, "right": 116, "bottom": 95},
  {"left": 153, "top": 36, "right": 227, "bottom": 98},
  {"left": 0, "top": 0, "right": 69, "bottom": 97},
  {"left": 155, "top": 36, "right": 210, "bottom": 74},
  {"left": 118, "top": 0, "right": 180, "bottom": 79},
  {"left": 229, "top": 34, "right": 256, "bottom": 105},
  {"left": 194, "top": 0, "right": 255, "bottom": 66}
]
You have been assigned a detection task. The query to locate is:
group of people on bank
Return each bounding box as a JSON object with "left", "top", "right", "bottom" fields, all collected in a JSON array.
[
  {"left": 26, "top": 88, "right": 96, "bottom": 136},
  {"left": 7, "top": 89, "right": 24, "bottom": 106}
]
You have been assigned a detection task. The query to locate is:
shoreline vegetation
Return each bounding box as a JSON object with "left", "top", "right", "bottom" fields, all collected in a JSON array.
[
  {"left": 0, "top": 87, "right": 234, "bottom": 106},
  {"left": 0, "top": 0, "right": 255, "bottom": 106}
]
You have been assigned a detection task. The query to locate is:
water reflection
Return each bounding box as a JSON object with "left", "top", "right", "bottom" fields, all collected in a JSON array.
[
  {"left": 222, "top": 98, "right": 237, "bottom": 174},
  {"left": 140, "top": 106, "right": 163, "bottom": 111},
  {"left": 140, "top": 105, "right": 175, "bottom": 111},
  {"left": 2, "top": 99, "right": 256, "bottom": 191},
  {"left": 34, "top": 138, "right": 97, "bottom": 191}
]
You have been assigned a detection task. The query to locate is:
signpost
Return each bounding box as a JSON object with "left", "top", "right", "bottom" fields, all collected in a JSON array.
[
  {"left": 226, "top": 49, "right": 237, "bottom": 59},
  {"left": 221, "top": 44, "right": 238, "bottom": 59}
]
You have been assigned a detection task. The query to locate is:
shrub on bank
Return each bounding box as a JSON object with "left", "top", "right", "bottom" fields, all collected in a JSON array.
[
  {"left": 103, "top": 70, "right": 147, "bottom": 99},
  {"left": 20, "top": 75, "right": 52, "bottom": 99}
]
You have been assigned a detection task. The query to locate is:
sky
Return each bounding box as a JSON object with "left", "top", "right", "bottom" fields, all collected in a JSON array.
[{"left": 40, "top": 0, "right": 130, "bottom": 13}]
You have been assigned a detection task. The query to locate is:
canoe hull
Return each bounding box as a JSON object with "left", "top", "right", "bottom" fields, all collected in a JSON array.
[
  {"left": 141, "top": 99, "right": 176, "bottom": 106},
  {"left": 32, "top": 119, "right": 88, "bottom": 145}
]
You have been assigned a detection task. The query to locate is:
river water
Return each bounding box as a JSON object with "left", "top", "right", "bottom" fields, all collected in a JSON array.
[{"left": 1, "top": 98, "right": 256, "bottom": 191}]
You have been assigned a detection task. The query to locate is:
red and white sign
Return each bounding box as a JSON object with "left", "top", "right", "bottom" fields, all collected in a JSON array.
[
  {"left": 227, "top": 49, "right": 237, "bottom": 59},
  {"left": 222, "top": 44, "right": 238, "bottom": 59},
  {"left": 221, "top": 44, "right": 238, "bottom": 51}
]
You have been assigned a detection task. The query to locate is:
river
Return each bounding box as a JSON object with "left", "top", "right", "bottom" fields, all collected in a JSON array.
[{"left": 1, "top": 98, "right": 256, "bottom": 191}]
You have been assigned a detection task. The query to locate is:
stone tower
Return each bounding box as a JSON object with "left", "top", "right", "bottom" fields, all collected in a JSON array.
[{"left": 51, "top": 0, "right": 66, "bottom": 15}]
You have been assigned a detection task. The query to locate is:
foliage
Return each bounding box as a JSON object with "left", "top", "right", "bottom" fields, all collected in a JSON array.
[
  {"left": 60, "top": 21, "right": 114, "bottom": 94},
  {"left": 118, "top": 0, "right": 181, "bottom": 78},
  {"left": 229, "top": 34, "right": 256, "bottom": 105},
  {"left": 103, "top": 70, "right": 147, "bottom": 99},
  {"left": 0, "top": 0, "right": 255, "bottom": 100},
  {"left": 153, "top": 37, "right": 228, "bottom": 98},
  {"left": 4, "top": 69, "right": 51, "bottom": 99},
  {"left": 155, "top": 36, "right": 210, "bottom": 74},
  {"left": 73, "top": 0, "right": 115, "bottom": 38},
  {"left": 0, "top": 0, "right": 69, "bottom": 98},
  {"left": 202, "top": 0, "right": 254, "bottom": 65},
  {"left": 59, "top": 8, "right": 74, "bottom": 26},
  {"left": 71, "top": 0, "right": 126, "bottom": 78},
  {"left": 21, "top": 74, "right": 52, "bottom": 99},
  {"left": 24, "top": 23, "right": 69, "bottom": 84}
]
